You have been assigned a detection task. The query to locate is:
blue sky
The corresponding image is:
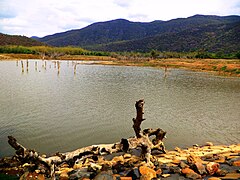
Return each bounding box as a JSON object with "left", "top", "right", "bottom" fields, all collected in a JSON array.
[{"left": 0, "top": 0, "right": 240, "bottom": 37}]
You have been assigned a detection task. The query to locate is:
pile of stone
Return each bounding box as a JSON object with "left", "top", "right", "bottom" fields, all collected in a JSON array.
[{"left": 1, "top": 143, "right": 239, "bottom": 180}]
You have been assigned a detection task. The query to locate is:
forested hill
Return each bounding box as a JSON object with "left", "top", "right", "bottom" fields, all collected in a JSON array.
[
  {"left": 39, "top": 15, "right": 240, "bottom": 53},
  {"left": 0, "top": 33, "right": 45, "bottom": 46}
]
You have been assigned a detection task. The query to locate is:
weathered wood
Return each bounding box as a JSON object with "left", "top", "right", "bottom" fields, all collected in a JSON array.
[
  {"left": 7, "top": 100, "right": 167, "bottom": 178},
  {"left": 132, "top": 99, "right": 145, "bottom": 138}
]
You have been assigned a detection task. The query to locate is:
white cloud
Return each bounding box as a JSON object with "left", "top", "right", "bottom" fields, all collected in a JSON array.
[{"left": 0, "top": 0, "right": 239, "bottom": 37}]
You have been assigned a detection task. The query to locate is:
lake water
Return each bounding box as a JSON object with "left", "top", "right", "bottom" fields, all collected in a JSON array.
[{"left": 0, "top": 60, "right": 239, "bottom": 157}]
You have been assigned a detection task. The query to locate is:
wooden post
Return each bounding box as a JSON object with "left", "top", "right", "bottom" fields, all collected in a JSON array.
[
  {"left": 21, "top": 61, "right": 24, "bottom": 73},
  {"left": 35, "top": 61, "right": 38, "bottom": 71},
  {"left": 57, "top": 61, "right": 60, "bottom": 75},
  {"left": 74, "top": 63, "right": 77, "bottom": 75},
  {"left": 26, "top": 60, "right": 29, "bottom": 73}
]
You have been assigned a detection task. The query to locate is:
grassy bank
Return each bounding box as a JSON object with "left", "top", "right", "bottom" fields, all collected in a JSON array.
[{"left": 0, "top": 53, "right": 240, "bottom": 77}]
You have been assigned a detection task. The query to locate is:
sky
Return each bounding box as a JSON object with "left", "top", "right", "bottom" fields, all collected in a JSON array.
[{"left": 0, "top": 0, "right": 240, "bottom": 37}]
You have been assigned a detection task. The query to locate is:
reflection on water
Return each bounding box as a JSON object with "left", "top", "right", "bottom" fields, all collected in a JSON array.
[{"left": 0, "top": 60, "right": 239, "bottom": 157}]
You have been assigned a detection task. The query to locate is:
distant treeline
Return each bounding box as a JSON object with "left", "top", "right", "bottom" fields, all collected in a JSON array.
[
  {"left": 0, "top": 45, "right": 239, "bottom": 59},
  {"left": 0, "top": 46, "right": 110, "bottom": 58}
]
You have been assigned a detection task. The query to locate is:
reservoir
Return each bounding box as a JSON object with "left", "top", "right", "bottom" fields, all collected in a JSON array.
[{"left": 0, "top": 60, "right": 239, "bottom": 157}]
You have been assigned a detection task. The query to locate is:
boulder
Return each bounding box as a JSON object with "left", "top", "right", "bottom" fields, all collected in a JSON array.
[
  {"left": 232, "top": 160, "right": 240, "bottom": 166},
  {"left": 206, "top": 162, "right": 220, "bottom": 175},
  {"left": 139, "top": 166, "right": 157, "bottom": 179},
  {"left": 181, "top": 168, "right": 201, "bottom": 179}
]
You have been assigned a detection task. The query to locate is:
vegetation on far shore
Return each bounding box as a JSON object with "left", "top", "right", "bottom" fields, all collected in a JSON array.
[{"left": 0, "top": 45, "right": 240, "bottom": 77}]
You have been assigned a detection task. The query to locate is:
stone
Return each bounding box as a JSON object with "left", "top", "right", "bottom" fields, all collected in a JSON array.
[
  {"left": 232, "top": 160, "right": 240, "bottom": 166},
  {"left": 207, "top": 177, "right": 221, "bottom": 180},
  {"left": 120, "top": 177, "right": 132, "bottom": 180},
  {"left": 139, "top": 166, "right": 157, "bottom": 179},
  {"left": 94, "top": 171, "right": 114, "bottom": 180},
  {"left": 206, "top": 142, "right": 214, "bottom": 146},
  {"left": 214, "top": 169, "right": 227, "bottom": 177},
  {"left": 155, "top": 169, "right": 162, "bottom": 176},
  {"left": 20, "top": 172, "right": 45, "bottom": 180},
  {"left": 172, "top": 158, "right": 181, "bottom": 165},
  {"left": 206, "top": 162, "right": 220, "bottom": 175},
  {"left": 126, "top": 167, "right": 140, "bottom": 180},
  {"left": 68, "top": 169, "right": 92, "bottom": 180},
  {"left": 169, "top": 166, "right": 181, "bottom": 174},
  {"left": 161, "top": 174, "right": 171, "bottom": 178},
  {"left": 174, "top": 147, "right": 182, "bottom": 153},
  {"left": 123, "top": 154, "right": 132, "bottom": 159},
  {"left": 220, "top": 173, "right": 240, "bottom": 179},
  {"left": 180, "top": 161, "right": 189, "bottom": 169},
  {"left": 193, "top": 161, "right": 207, "bottom": 175},
  {"left": 59, "top": 172, "right": 69, "bottom": 180},
  {"left": 89, "top": 163, "right": 102, "bottom": 171},
  {"left": 181, "top": 168, "right": 201, "bottom": 179},
  {"left": 112, "top": 156, "right": 125, "bottom": 164},
  {"left": 214, "top": 156, "right": 226, "bottom": 164}
]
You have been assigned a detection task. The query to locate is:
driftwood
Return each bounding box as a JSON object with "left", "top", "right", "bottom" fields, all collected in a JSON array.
[{"left": 7, "top": 99, "right": 166, "bottom": 178}]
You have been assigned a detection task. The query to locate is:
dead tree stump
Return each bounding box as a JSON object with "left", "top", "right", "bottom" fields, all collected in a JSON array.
[{"left": 7, "top": 99, "right": 166, "bottom": 178}]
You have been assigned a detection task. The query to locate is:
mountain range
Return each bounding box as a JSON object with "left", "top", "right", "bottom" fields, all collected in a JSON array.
[
  {"left": 0, "top": 33, "right": 45, "bottom": 46},
  {"left": 36, "top": 15, "right": 240, "bottom": 53}
]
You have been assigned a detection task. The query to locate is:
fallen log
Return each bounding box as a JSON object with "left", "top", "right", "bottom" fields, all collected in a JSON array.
[{"left": 5, "top": 99, "right": 167, "bottom": 179}]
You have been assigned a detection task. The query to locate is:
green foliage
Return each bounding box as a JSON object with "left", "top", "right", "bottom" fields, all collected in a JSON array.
[
  {"left": 0, "top": 45, "right": 110, "bottom": 57},
  {"left": 221, "top": 66, "right": 227, "bottom": 71},
  {"left": 0, "top": 46, "right": 35, "bottom": 54},
  {"left": 236, "top": 51, "right": 240, "bottom": 59}
]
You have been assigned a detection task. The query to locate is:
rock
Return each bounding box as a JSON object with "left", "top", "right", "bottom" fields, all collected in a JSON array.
[
  {"left": 232, "top": 160, "right": 240, "bottom": 166},
  {"left": 174, "top": 147, "right": 182, "bottom": 153},
  {"left": 181, "top": 168, "right": 201, "bottom": 179},
  {"left": 206, "top": 142, "right": 214, "bottom": 146},
  {"left": 59, "top": 171, "right": 69, "bottom": 180},
  {"left": 193, "top": 161, "right": 207, "bottom": 175},
  {"left": 206, "top": 162, "right": 219, "bottom": 175},
  {"left": 179, "top": 161, "right": 189, "bottom": 169},
  {"left": 155, "top": 168, "right": 162, "bottom": 176},
  {"left": 123, "top": 154, "right": 132, "bottom": 159},
  {"left": 68, "top": 169, "right": 92, "bottom": 180},
  {"left": 127, "top": 167, "right": 140, "bottom": 180},
  {"left": 161, "top": 174, "right": 171, "bottom": 178},
  {"left": 220, "top": 173, "right": 240, "bottom": 179},
  {"left": 120, "top": 177, "right": 132, "bottom": 180},
  {"left": 139, "top": 166, "right": 157, "bottom": 179},
  {"left": 20, "top": 172, "right": 45, "bottom": 180},
  {"left": 94, "top": 171, "right": 114, "bottom": 180},
  {"left": 169, "top": 166, "right": 181, "bottom": 174},
  {"left": 172, "top": 158, "right": 181, "bottom": 165},
  {"left": 214, "top": 156, "right": 226, "bottom": 164},
  {"left": 89, "top": 163, "right": 102, "bottom": 171},
  {"left": 139, "top": 175, "right": 149, "bottom": 180},
  {"left": 208, "top": 177, "right": 221, "bottom": 180},
  {"left": 112, "top": 162, "right": 126, "bottom": 173},
  {"left": 186, "top": 155, "right": 205, "bottom": 175},
  {"left": 214, "top": 169, "right": 227, "bottom": 177},
  {"left": 112, "top": 156, "right": 125, "bottom": 164}
]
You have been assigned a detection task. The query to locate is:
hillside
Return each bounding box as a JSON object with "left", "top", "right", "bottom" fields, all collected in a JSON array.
[
  {"left": 0, "top": 33, "right": 45, "bottom": 46},
  {"left": 39, "top": 15, "right": 240, "bottom": 53}
]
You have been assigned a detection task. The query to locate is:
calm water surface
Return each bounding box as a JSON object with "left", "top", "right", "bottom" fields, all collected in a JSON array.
[{"left": 0, "top": 60, "right": 239, "bottom": 157}]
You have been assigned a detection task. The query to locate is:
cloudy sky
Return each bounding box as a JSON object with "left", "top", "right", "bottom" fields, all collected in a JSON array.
[{"left": 0, "top": 0, "right": 240, "bottom": 37}]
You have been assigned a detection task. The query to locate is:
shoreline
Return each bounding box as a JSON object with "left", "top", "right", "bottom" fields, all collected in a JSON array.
[
  {"left": 1, "top": 53, "right": 240, "bottom": 77},
  {"left": 0, "top": 142, "right": 240, "bottom": 179}
]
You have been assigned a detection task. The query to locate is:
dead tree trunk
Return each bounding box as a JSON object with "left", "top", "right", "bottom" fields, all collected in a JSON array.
[
  {"left": 7, "top": 100, "right": 166, "bottom": 178},
  {"left": 132, "top": 99, "right": 145, "bottom": 138}
]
